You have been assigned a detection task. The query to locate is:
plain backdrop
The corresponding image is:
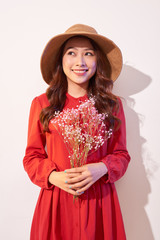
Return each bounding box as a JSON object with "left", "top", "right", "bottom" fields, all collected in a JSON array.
[{"left": 0, "top": 0, "right": 160, "bottom": 239}]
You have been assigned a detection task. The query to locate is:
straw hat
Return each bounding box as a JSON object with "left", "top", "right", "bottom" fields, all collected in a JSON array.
[{"left": 40, "top": 24, "right": 123, "bottom": 84}]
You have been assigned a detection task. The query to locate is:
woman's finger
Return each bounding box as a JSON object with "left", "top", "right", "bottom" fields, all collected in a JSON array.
[
  {"left": 66, "top": 172, "right": 82, "bottom": 178},
  {"left": 76, "top": 182, "right": 93, "bottom": 194},
  {"left": 67, "top": 188, "right": 80, "bottom": 196},
  {"left": 64, "top": 166, "right": 86, "bottom": 174},
  {"left": 66, "top": 173, "right": 87, "bottom": 184},
  {"left": 68, "top": 177, "right": 91, "bottom": 189}
]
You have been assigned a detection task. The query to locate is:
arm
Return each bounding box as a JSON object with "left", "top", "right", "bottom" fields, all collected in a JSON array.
[
  {"left": 101, "top": 98, "right": 130, "bottom": 183},
  {"left": 23, "top": 97, "right": 56, "bottom": 189}
]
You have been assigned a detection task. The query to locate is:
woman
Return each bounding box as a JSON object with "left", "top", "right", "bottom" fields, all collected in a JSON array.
[{"left": 23, "top": 24, "right": 130, "bottom": 240}]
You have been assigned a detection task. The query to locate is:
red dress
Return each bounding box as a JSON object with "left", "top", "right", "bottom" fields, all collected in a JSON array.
[{"left": 23, "top": 93, "right": 130, "bottom": 240}]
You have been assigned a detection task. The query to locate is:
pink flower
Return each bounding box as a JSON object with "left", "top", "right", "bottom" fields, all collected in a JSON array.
[{"left": 51, "top": 97, "right": 112, "bottom": 168}]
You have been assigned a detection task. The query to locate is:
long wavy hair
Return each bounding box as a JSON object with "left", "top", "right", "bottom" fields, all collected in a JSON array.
[{"left": 40, "top": 36, "right": 120, "bottom": 132}]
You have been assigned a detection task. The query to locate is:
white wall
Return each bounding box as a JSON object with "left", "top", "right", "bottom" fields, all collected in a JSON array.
[{"left": 0, "top": 0, "right": 160, "bottom": 239}]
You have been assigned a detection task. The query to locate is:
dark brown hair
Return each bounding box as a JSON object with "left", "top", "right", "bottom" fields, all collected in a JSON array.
[{"left": 40, "top": 36, "right": 120, "bottom": 132}]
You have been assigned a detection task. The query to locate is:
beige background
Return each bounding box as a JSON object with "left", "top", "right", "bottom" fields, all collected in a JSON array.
[{"left": 0, "top": 0, "right": 159, "bottom": 239}]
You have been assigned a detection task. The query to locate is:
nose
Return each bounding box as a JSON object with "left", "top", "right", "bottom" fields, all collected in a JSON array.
[{"left": 76, "top": 54, "right": 86, "bottom": 66}]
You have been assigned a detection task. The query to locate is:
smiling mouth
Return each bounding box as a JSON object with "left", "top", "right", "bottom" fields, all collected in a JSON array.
[{"left": 72, "top": 69, "right": 88, "bottom": 73}]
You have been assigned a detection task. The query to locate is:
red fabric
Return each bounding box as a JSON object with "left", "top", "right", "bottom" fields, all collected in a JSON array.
[{"left": 23, "top": 93, "right": 130, "bottom": 240}]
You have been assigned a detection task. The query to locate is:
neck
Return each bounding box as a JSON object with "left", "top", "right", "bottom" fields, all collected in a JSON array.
[{"left": 67, "top": 83, "right": 88, "bottom": 98}]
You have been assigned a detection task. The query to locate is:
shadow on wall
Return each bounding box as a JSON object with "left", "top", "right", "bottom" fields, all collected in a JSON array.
[{"left": 113, "top": 65, "right": 154, "bottom": 240}]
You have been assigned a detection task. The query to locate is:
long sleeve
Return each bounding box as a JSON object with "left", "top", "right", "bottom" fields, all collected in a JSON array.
[
  {"left": 101, "top": 99, "right": 130, "bottom": 183},
  {"left": 23, "top": 96, "right": 56, "bottom": 189}
]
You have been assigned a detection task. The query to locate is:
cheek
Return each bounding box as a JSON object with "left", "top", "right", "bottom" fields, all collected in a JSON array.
[
  {"left": 91, "top": 61, "right": 97, "bottom": 73},
  {"left": 62, "top": 56, "right": 72, "bottom": 69},
  {"left": 87, "top": 57, "right": 97, "bottom": 72}
]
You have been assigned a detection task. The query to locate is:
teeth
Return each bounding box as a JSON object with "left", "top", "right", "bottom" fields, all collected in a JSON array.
[{"left": 73, "top": 70, "right": 87, "bottom": 73}]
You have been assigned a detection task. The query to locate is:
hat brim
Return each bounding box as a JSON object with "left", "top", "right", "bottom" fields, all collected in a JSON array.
[{"left": 40, "top": 32, "right": 123, "bottom": 84}]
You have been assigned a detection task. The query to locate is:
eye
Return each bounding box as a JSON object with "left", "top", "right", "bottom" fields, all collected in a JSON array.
[
  {"left": 85, "top": 51, "right": 94, "bottom": 56},
  {"left": 67, "top": 51, "right": 75, "bottom": 56}
]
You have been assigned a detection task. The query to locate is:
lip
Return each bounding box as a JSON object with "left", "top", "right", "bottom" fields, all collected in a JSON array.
[
  {"left": 72, "top": 69, "right": 88, "bottom": 76},
  {"left": 72, "top": 69, "right": 88, "bottom": 71}
]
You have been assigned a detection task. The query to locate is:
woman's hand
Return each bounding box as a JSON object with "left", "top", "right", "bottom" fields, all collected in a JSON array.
[
  {"left": 64, "top": 162, "right": 108, "bottom": 194},
  {"left": 48, "top": 170, "right": 83, "bottom": 196}
]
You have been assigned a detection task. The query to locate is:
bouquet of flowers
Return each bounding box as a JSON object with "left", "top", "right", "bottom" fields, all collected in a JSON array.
[{"left": 51, "top": 97, "right": 112, "bottom": 168}]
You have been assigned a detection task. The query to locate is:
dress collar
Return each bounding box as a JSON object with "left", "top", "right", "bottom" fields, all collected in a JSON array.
[{"left": 66, "top": 92, "right": 88, "bottom": 103}]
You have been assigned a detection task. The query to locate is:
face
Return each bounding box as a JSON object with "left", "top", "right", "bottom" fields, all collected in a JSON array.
[{"left": 62, "top": 37, "right": 97, "bottom": 91}]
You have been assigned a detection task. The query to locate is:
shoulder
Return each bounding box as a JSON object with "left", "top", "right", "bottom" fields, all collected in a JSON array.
[
  {"left": 116, "top": 97, "right": 126, "bottom": 124},
  {"left": 32, "top": 93, "right": 50, "bottom": 109},
  {"left": 117, "top": 97, "right": 124, "bottom": 111},
  {"left": 112, "top": 97, "right": 124, "bottom": 114},
  {"left": 112, "top": 97, "right": 126, "bottom": 125}
]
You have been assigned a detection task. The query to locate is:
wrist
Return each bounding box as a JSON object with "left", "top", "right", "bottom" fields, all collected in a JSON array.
[
  {"left": 99, "top": 162, "right": 108, "bottom": 176},
  {"left": 49, "top": 170, "right": 56, "bottom": 184}
]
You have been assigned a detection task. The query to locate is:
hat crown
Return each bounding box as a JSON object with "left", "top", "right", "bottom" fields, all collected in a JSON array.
[{"left": 65, "top": 24, "right": 98, "bottom": 34}]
